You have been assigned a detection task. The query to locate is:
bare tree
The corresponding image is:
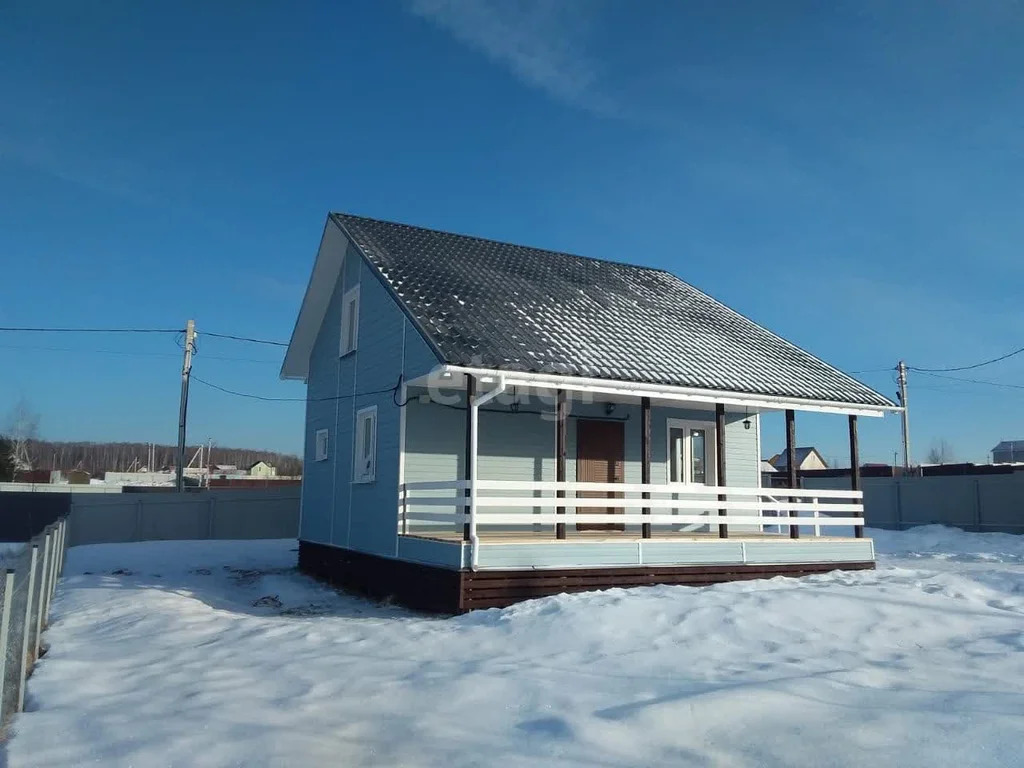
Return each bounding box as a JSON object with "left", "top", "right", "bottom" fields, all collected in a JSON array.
[
  {"left": 926, "top": 438, "right": 955, "bottom": 465},
  {"left": 0, "top": 435, "right": 14, "bottom": 481},
  {"left": 4, "top": 397, "right": 40, "bottom": 471}
]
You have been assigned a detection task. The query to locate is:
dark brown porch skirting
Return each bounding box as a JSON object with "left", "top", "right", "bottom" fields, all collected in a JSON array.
[{"left": 298, "top": 540, "right": 875, "bottom": 614}]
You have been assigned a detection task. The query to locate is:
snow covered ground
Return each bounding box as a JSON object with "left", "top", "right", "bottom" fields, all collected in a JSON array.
[
  {"left": 5, "top": 527, "right": 1024, "bottom": 767},
  {"left": 0, "top": 542, "right": 25, "bottom": 570}
]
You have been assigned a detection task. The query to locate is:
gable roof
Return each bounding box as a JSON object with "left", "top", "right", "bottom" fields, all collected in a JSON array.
[
  {"left": 327, "top": 214, "right": 893, "bottom": 409},
  {"left": 771, "top": 447, "right": 827, "bottom": 469},
  {"left": 993, "top": 440, "right": 1024, "bottom": 453}
]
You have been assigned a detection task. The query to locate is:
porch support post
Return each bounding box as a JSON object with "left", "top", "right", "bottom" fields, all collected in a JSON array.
[
  {"left": 786, "top": 408, "right": 799, "bottom": 539},
  {"left": 849, "top": 415, "right": 863, "bottom": 538},
  {"left": 641, "top": 396, "right": 652, "bottom": 539},
  {"left": 555, "top": 389, "right": 567, "bottom": 540},
  {"left": 464, "top": 374, "right": 477, "bottom": 543},
  {"left": 715, "top": 403, "right": 728, "bottom": 539}
]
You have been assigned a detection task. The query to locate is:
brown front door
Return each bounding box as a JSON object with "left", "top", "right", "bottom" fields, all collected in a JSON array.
[{"left": 575, "top": 419, "right": 625, "bottom": 531}]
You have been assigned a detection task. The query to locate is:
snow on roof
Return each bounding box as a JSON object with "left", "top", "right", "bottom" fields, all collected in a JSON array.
[{"left": 329, "top": 213, "right": 895, "bottom": 409}]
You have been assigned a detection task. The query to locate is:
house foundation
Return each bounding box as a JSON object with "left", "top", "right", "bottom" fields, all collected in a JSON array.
[{"left": 298, "top": 540, "right": 874, "bottom": 614}]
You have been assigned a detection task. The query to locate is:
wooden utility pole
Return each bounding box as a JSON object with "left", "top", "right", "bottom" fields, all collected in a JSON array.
[
  {"left": 176, "top": 319, "right": 196, "bottom": 492},
  {"left": 897, "top": 360, "right": 911, "bottom": 470}
]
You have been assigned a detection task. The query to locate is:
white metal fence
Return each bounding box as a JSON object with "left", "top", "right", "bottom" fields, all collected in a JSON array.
[{"left": 0, "top": 517, "right": 68, "bottom": 727}]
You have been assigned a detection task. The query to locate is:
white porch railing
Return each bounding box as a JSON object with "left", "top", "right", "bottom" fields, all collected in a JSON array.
[{"left": 399, "top": 480, "right": 865, "bottom": 569}]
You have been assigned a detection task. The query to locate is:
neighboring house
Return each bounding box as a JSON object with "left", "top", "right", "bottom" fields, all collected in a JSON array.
[
  {"left": 12, "top": 468, "right": 53, "bottom": 484},
  {"left": 992, "top": 441, "right": 1024, "bottom": 464},
  {"left": 248, "top": 461, "right": 278, "bottom": 477},
  {"left": 66, "top": 469, "right": 91, "bottom": 485},
  {"left": 760, "top": 460, "right": 778, "bottom": 487},
  {"left": 770, "top": 447, "right": 829, "bottom": 472},
  {"left": 282, "top": 213, "right": 898, "bottom": 612}
]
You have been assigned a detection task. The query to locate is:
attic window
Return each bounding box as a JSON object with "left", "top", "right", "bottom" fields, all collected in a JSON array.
[{"left": 340, "top": 285, "right": 360, "bottom": 356}]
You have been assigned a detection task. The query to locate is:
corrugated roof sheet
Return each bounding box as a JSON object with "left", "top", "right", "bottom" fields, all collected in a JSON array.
[
  {"left": 993, "top": 440, "right": 1024, "bottom": 452},
  {"left": 332, "top": 213, "right": 894, "bottom": 408}
]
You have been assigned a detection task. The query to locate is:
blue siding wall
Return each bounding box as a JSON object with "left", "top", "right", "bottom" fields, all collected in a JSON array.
[
  {"left": 402, "top": 394, "right": 761, "bottom": 530},
  {"left": 405, "top": 397, "right": 760, "bottom": 487},
  {"left": 300, "top": 232, "right": 441, "bottom": 555}
]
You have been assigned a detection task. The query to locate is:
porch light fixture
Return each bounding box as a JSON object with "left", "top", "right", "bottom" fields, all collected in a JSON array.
[
  {"left": 511, "top": 386, "right": 520, "bottom": 413},
  {"left": 604, "top": 402, "right": 616, "bottom": 415},
  {"left": 743, "top": 407, "right": 752, "bottom": 430}
]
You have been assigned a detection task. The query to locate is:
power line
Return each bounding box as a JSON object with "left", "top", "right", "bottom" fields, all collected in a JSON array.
[
  {"left": 848, "top": 366, "right": 895, "bottom": 375},
  {"left": 0, "top": 341, "right": 278, "bottom": 364},
  {"left": 909, "top": 344, "right": 1024, "bottom": 373},
  {"left": 203, "top": 332, "right": 289, "bottom": 347},
  {"left": 197, "top": 354, "right": 281, "bottom": 365},
  {"left": 192, "top": 377, "right": 305, "bottom": 402},
  {"left": 0, "top": 343, "right": 182, "bottom": 359},
  {"left": 0, "top": 326, "right": 183, "bottom": 334},
  {"left": 914, "top": 370, "right": 1024, "bottom": 390},
  {"left": 192, "top": 375, "right": 401, "bottom": 403}
]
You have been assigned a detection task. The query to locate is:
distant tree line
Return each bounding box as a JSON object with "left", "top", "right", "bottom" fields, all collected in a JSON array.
[{"left": 17, "top": 439, "right": 302, "bottom": 478}]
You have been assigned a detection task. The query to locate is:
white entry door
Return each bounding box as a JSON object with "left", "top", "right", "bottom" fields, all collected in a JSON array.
[{"left": 666, "top": 419, "right": 718, "bottom": 531}]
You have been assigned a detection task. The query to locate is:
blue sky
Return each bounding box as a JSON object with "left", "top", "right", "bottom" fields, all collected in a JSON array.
[{"left": 1, "top": 1, "right": 1021, "bottom": 463}]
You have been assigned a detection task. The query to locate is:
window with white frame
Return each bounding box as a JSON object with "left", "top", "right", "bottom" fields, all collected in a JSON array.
[
  {"left": 314, "top": 429, "right": 329, "bottom": 462},
  {"left": 353, "top": 406, "right": 377, "bottom": 483},
  {"left": 667, "top": 419, "right": 716, "bottom": 485},
  {"left": 339, "top": 285, "right": 360, "bottom": 356}
]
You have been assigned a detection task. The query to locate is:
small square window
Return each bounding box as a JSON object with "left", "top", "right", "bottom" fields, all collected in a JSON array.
[
  {"left": 340, "top": 286, "right": 360, "bottom": 356},
  {"left": 314, "top": 429, "right": 329, "bottom": 462},
  {"left": 353, "top": 406, "right": 377, "bottom": 483}
]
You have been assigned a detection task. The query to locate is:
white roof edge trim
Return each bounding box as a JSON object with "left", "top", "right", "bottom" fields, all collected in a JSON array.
[
  {"left": 280, "top": 219, "right": 349, "bottom": 381},
  {"left": 440, "top": 365, "right": 899, "bottom": 418}
]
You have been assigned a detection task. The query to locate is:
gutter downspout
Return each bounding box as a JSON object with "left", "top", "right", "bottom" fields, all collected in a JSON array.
[{"left": 468, "top": 376, "right": 507, "bottom": 571}]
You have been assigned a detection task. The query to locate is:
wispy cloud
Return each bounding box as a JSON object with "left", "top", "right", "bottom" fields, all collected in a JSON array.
[
  {"left": 408, "top": 0, "right": 615, "bottom": 115},
  {"left": 0, "top": 131, "right": 155, "bottom": 205}
]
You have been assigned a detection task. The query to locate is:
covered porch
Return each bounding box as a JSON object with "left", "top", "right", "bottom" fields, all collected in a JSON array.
[{"left": 396, "top": 366, "right": 877, "bottom": 574}]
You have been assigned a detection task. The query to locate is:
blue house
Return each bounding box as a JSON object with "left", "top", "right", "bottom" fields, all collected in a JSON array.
[{"left": 282, "top": 213, "right": 898, "bottom": 612}]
